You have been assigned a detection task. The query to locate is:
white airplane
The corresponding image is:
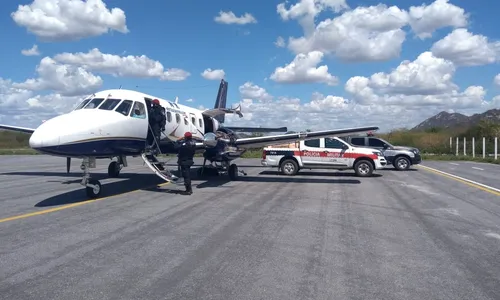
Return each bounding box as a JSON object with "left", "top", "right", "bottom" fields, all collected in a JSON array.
[{"left": 0, "top": 79, "right": 379, "bottom": 198}]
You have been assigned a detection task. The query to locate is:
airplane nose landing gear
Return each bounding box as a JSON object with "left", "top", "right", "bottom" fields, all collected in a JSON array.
[{"left": 80, "top": 157, "right": 102, "bottom": 198}]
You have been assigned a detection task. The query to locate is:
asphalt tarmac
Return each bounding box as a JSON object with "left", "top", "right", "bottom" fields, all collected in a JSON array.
[{"left": 0, "top": 155, "right": 499, "bottom": 300}]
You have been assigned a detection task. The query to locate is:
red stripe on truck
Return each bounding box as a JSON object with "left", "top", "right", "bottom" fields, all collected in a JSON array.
[{"left": 294, "top": 151, "right": 378, "bottom": 160}]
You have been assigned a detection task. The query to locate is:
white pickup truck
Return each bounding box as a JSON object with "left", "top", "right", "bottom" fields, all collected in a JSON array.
[{"left": 261, "top": 136, "right": 387, "bottom": 177}]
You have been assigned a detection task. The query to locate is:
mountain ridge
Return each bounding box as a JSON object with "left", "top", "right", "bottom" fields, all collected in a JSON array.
[{"left": 412, "top": 108, "right": 500, "bottom": 131}]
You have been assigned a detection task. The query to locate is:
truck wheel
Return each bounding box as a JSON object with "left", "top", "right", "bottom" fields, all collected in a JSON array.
[
  {"left": 280, "top": 159, "right": 298, "bottom": 176},
  {"left": 354, "top": 159, "right": 373, "bottom": 177},
  {"left": 394, "top": 156, "right": 410, "bottom": 171}
]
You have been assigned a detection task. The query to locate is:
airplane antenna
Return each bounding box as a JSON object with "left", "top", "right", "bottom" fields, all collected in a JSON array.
[
  {"left": 119, "top": 85, "right": 122, "bottom": 89},
  {"left": 175, "top": 96, "right": 179, "bottom": 104}
]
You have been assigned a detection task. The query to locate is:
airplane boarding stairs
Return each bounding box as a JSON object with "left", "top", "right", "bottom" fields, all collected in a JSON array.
[
  {"left": 142, "top": 126, "right": 183, "bottom": 185},
  {"left": 141, "top": 152, "right": 183, "bottom": 185}
]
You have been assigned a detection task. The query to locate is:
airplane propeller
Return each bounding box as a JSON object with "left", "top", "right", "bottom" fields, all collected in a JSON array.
[{"left": 66, "top": 157, "right": 71, "bottom": 173}]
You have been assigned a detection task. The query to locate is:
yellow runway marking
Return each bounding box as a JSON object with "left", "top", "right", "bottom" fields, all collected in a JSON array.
[
  {"left": 0, "top": 182, "right": 171, "bottom": 224},
  {"left": 418, "top": 165, "right": 500, "bottom": 196}
]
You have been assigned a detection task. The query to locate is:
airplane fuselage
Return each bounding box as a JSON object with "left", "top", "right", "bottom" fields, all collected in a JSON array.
[{"left": 28, "top": 89, "right": 221, "bottom": 158}]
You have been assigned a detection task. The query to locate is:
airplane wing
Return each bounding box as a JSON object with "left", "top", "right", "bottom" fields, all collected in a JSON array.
[
  {"left": 0, "top": 124, "right": 36, "bottom": 134},
  {"left": 197, "top": 126, "right": 379, "bottom": 149},
  {"left": 224, "top": 126, "right": 288, "bottom": 133}
]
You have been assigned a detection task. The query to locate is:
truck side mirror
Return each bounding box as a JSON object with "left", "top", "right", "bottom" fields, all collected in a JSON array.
[
  {"left": 342, "top": 144, "right": 349, "bottom": 150},
  {"left": 383, "top": 143, "right": 389, "bottom": 149}
]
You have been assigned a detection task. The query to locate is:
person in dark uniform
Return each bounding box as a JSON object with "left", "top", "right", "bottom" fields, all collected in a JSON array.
[
  {"left": 148, "top": 99, "right": 166, "bottom": 150},
  {"left": 175, "top": 132, "right": 196, "bottom": 195}
]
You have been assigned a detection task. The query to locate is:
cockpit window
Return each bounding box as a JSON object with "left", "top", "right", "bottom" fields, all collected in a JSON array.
[
  {"left": 115, "top": 100, "right": 133, "bottom": 116},
  {"left": 99, "top": 99, "right": 122, "bottom": 110},
  {"left": 74, "top": 98, "right": 91, "bottom": 110},
  {"left": 83, "top": 98, "right": 104, "bottom": 109},
  {"left": 130, "top": 101, "right": 146, "bottom": 119}
]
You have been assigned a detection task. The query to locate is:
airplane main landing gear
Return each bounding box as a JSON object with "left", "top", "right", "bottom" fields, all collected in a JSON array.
[
  {"left": 197, "top": 159, "right": 247, "bottom": 180},
  {"left": 108, "top": 156, "right": 127, "bottom": 178},
  {"left": 81, "top": 157, "right": 102, "bottom": 198}
]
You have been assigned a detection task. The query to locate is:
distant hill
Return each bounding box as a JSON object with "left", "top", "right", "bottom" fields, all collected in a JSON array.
[{"left": 412, "top": 108, "right": 500, "bottom": 131}]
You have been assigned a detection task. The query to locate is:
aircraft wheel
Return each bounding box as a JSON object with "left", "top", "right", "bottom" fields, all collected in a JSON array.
[
  {"left": 108, "top": 161, "right": 120, "bottom": 178},
  {"left": 228, "top": 164, "right": 238, "bottom": 180},
  {"left": 86, "top": 179, "right": 102, "bottom": 198}
]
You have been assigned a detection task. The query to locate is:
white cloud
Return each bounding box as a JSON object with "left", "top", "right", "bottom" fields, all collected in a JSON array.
[
  {"left": 201, "top": 68, "right": 225, "bottom": 80},
  {"left": 407, "top": 0, "right": 468, "bottom": 39},
  {"left": 214, "top": 11, "right": 257, "bottom": 25},
  {"left": 21, "top": 44, "right": 40, "bottom": 56},
  {"left": 495, "top": 74, "right": 500, "bottom": 86},
  {"left": 225, "top": 49, "right": 498, "bottom": 132},
  {"left": 53, "top": 48, "right": 190, "bottom": 81},
  {"left": 239, "top": 82, "right": 273, "bottom": 102},
  {"left": 275, "top": 36, "right": 285, "bottom": 48},
  {"left": 431, "top": 28, "right": 500, "bottom": 66},
  {"left": 0, "top": 77, "right": 84, "bottom": 128},
  {"left": 11, "top": 0, "right": 128, "bottom": 42},
  {"left": 270, "top": 51, "right": 339, "bottom": 86},
  {"left": 13, "top": 57, "right": 102, "bottom": 96},
  {"left": 280, "top": 0, "right": 470, "bottom": 62}
]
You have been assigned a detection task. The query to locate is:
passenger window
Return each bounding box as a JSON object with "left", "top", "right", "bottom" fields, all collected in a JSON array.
[
  {"left": 175, "top": 113, "right": 180, "bottom": 123},
  {"left": 198, "top": 119, "right": 203, "bottom": 128},
  {"left": 304, "top": 139, "right": 320, "bottom": 148},
  {"left": 115, "top": 100, "right": 133, "bottom": 116},
  {"left": 325, "top": 138, "right": 345, "bottom": 149},
  {"left": 99, "top": 99, "right": 121, "bottom": 110},
  {"left": 74, "top": 98, "right": 91, "bottom": 110},
  {"left": 351, "top": 137, "right": 365, "bottom": 146},
  {"left": 191, "top": 117, "right": 195, "bottom": 125},
  {"left": 166, "top": 111, "right": 172, "bottom": 122},
  {"left": 184, "top": 117, "right": 188, "bottom": 125},
  {"left": 131, "top": 102, "right": 146, "bottom": 119},
  {"left": 84, "top": 98, "right": 104, "bottom": 109},
  {"left": 368, "top": 138, "right": 385, "bottom": 147}
]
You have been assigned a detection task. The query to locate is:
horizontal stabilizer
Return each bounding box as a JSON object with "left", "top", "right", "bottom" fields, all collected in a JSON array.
[
  {"left": 0, "top": 124, "right": 36, "bottom": 134},
  {"left": 202, "top": 105, "right": 243, "bottom": 119},
  {"left": 224, "top": 126, "right": 288, "bottom": 133}
]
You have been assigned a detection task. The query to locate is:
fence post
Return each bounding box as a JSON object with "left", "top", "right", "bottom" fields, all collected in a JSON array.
[
  {"left": 450, "top": 137, "right": 452, "bottom": 152},
  {"left": 463, "top": 137, "right": 466, "bottom": 156},
  {"left": 483, "top": 137, "right": 486, "bottom": 158},
  {"left": 495, "top": 137, "right": 498, "bottom": 160},
  {"left": 456, "top": 137, "right": 458, "bottom": 156},
  {"left": 472, "top": 137, "right": 475, "bottom": 157}
]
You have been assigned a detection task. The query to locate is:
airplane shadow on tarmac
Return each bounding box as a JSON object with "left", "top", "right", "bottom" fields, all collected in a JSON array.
[{"left": 1, "top": 167, "right": 363, "bottom": 207}]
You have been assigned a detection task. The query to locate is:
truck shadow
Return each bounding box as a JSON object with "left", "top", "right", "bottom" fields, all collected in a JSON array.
[{"left": 258, "top": 170, "right": 382, "bottom": 178}]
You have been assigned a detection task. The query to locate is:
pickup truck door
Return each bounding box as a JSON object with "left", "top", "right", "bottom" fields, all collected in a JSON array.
[
  {"left": 323, "top": 137, "right": 350, "bottom": 166},
  {"left": 300, "top": 138, "right": 323, "bottom": 166}
]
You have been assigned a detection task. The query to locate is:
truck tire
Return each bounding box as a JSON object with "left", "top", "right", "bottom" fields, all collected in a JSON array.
[
  {"left": 354, "top": 159, "right": 373, "bottom": 177},
  {"left": 393, "top": 156, "right": 410, "bottom": 171},
  {"left": 280, "top": 159, "right": 298, "bottom": 176}
]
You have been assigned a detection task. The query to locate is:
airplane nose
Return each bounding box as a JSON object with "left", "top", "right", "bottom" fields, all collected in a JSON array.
[{"left": 29, "top": 121, "right": 60, "bottom": 149}]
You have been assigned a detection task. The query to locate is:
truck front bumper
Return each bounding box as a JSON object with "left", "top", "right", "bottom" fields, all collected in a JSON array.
[{"left": 411, "top": 154, "right": 422, "bottom": 164}]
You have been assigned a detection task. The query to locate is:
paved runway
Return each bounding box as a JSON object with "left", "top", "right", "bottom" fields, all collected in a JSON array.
[
  {"left": 1, "top": 155, "right": 500, "bottom": 300},
  {"left": 421, "top": 160, "right": 500, "bottom": 189}
]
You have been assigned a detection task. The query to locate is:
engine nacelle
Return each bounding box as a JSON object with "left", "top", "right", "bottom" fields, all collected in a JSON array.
[{"left": 203, "top": 132, "right": 218, "bottom": 147}]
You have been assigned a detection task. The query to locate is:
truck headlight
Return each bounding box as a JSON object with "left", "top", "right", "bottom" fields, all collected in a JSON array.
[{"left": 372, "top": 151, "right": 383, "bottom": 156}]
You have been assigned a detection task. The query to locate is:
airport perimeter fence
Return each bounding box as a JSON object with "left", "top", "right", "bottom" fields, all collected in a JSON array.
[{"left": 448, "top": 136, "right": 498, "bottom": 159}]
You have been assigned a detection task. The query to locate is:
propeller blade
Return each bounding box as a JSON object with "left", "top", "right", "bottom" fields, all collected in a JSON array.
[{"left": 66, "top": 157, "right": 71, "bottom": 173}]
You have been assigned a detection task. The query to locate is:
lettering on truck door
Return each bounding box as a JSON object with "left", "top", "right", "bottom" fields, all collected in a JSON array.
[
  {"left": 300, "top": 138, "right": 323, "bottom": 166},
  {"left": 323, "top": 137, "right": 349, "bottom": 166}
]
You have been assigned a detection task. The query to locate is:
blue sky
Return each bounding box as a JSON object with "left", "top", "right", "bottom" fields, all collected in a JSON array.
[{"left": 1, "top": 0, "right": 500, "bottom": 131}]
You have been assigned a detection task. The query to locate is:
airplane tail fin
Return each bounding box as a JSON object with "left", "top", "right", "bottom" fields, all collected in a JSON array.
[{"left": 213, "top": 79, "right": 228, "bottom": 123}]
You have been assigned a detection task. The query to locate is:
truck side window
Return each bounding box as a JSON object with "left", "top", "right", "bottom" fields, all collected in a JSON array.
[
  {"left": 325, "top": 138, "right": 345, "bottom": 149},
  {"left": 304, "top": 139, "right": 320, "bottom": 148},
  {"left": 350, "top": 137, "right": 365, "bottom": 146},
  {"left": 368, "top": 138, "right": 385, "bottom": 147}
]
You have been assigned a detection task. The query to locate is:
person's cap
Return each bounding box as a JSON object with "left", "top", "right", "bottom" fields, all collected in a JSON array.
[
  {"left": 184, "top": 132, "right": 192, "bottom": 138},
  {"left": 152, "top": 99, "right": 160, "bottom": 105}
]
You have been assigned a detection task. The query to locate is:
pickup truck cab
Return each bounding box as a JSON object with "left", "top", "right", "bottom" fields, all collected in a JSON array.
[
  {"left": 340, "top": 135, "right": 421, "bottom": 171},
  {"left": 261, "top": 136, "right": 387, "bottom": 177}
]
